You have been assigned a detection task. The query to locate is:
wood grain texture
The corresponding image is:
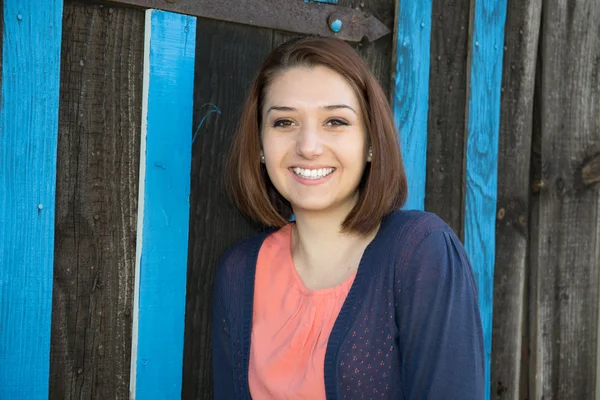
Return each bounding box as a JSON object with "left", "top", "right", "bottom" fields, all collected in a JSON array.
[
  {"left": 463, "top": 0, "right": 508, "bottom": 398},
  {"left": 491, "top": 1, "right": 542, "bottom": 399},
  {"left": 392, "top": 0, "right": 433, "bottom": 211},
  {"left": 50, "top": 2, "right": 143, "bottom": 398},
  {"left": 527, "top": 38, "right": 543, "bottom": 400},
  {"left": 424, "top": 0, "right": 470, "bottom": 236},
  {"left": 131, "top": 10, "right": 196, "bottom": 399},
  {"left": 0, "top": 0, "right": 63, "bottom": 397},
  {"left": 529, "top": 1, "right": 600, "bottom": 398},
  {"left": 182, "top": 20, "right": 273, "bottom": 400}
]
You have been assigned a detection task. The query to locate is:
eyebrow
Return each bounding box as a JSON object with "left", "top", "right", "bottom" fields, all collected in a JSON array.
[{"left": 265, "top": 104, "right": 357, "bottom": 115}]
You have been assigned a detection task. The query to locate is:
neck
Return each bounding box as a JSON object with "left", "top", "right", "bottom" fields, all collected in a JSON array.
[
  {"left": 293, "top": 211, "right": 347, "bottom": 248},
  {"left": 290, "top": 204, "right": 378, "bottom": 274}
]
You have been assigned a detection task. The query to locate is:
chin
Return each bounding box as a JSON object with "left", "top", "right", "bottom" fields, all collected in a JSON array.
[
  {"left": 290, "top": 197, "right": 356, "bottom": 215},
  {"left": 290, "top": 202, "right": 334, "bottom": 213}
]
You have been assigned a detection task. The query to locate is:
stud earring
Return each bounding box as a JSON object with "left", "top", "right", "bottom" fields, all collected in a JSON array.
[
  {"left": 367, "top": 148, "right": 373, "bottom": 162},
  {"left": 260, "top": 154, "right": 265, "bottom": 164}
]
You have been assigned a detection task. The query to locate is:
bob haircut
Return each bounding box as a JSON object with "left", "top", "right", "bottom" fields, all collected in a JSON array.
[{"left": 226, "top": 36, "right": 407, "bottom": 235}]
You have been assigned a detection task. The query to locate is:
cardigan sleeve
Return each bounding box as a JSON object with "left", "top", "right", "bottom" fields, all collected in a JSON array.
[
  {"left": 211, "top": 253, "right": 237, "bottom": 399},
  {"left": 395, "top": 230, "right": 485, "bottom": 399}
]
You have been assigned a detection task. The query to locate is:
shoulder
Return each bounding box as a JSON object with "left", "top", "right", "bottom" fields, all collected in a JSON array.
[
  {"left": 380, "top": 209, "right": 457, "bottom": 255},
  {"left": 382, "top": 210, "right": 476, "bottom": 294},
  {"left": 379, "top": 209, "right": 471, "bottom": 277}
]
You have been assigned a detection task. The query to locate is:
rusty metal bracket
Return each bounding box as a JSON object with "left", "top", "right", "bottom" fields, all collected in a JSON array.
[{"left": 101, "top": 0, "right": 391, "bottom": 43}]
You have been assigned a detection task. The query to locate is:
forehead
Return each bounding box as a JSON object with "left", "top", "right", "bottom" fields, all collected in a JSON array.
[{"left": 264, "top": 66, "right": 360, "bottom": 108}]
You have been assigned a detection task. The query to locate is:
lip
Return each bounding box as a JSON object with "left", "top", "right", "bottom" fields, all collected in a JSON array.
[
  {"left": 290, "top": 164, "right": 335, "bottom": 170},
  {"left": 288, "top": 167, "right": 335, "bottom": 186}
]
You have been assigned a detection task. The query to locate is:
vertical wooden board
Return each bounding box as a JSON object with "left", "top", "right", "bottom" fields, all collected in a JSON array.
[
  {"left": 463, "top": 0, "right": 507, "bottom": 398},
  {"left": 130, "top": 9, "right": 195, "bottom": 399},
  {"left": 392, "top": 0, "right": 433, "bottom": 210},
  {"left": 424, "top": 0, "right": 470, "bottom": 236},
  {"left": 527, "top": 63, "right": 543, "bottom": 400},
  {"left": 0, "top": 0, "right": 63, "bottom": 397},
  {"left": 49, "top": 2, "right": 144, "bottom": 399},
  {"left": 491, "top": 1, "right": 541, "bottom": 398},
  {"left": 183, "top": 20, "right": 273, "bottom": 399},
  {"left": 530, "top": 1, "right": 600, "bottom": 398}
]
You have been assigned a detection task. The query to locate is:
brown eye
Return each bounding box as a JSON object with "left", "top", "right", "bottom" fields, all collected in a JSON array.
[
  {"left": 326, "top": 118, "right": 349, "bottom": 126},
  {"left": 274, "top": 119, "right": 296, "bottom": 128}
]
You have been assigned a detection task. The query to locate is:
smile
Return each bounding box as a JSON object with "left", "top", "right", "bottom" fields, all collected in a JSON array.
[{"left": 291, "top": 167, "right": 335, "bottom": 180}]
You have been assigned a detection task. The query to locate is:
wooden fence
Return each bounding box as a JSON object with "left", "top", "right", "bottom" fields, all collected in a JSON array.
[{"left": 1, "top": 0, "right": 599, "bottom": 398}]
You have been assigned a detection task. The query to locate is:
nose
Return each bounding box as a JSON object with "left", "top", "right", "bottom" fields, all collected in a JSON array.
[{"left": 295, "top": 122, "right": 324, "bottom": 159}]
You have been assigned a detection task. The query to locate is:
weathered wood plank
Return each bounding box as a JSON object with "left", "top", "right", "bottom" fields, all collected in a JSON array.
[
  {"left": 529, "top": 1, "right": 600, "bottom": 398},
  {"left": 182, "top": 20, "right": 273, "bottom": 400},
  {"left": 130, "top": 9, "right": 196, "bottom": 399},
  {"left": 50, "top": 2, "right": 143, "bottom": 398},
  {"left": 527, "top": 55, "right": 542, "bottom": 400},
  {"left": 0, "top": 0, "right": 63, "bottom": 397},
  {"left": 463, "top": 0, "right": 508, "bottom": 398},
  {"left": 103, "top": 0, "right": 390, "bottom": 43},
  {"left": 424, "top": 0, "right": 470, "bottom": 236},
  {"left": 0, "top": 0, "right": 63, "bottom": 394},
  {"left": 392, "top": 0, "right": 433, "bottom": 210},
  {"left": 491, "top": 1, "right": 541, "bottom": 399}
]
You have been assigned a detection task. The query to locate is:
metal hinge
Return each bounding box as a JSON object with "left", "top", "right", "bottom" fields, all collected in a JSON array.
[{"left": 103, "top": 0, "right": 391, "bottom": 43}]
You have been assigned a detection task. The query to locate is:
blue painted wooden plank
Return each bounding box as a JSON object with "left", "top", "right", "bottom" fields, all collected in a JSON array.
[
  {"left": 129, "top": 10, "right": 196, "bottom": 399},
  {"left": 0, "top": 1, "right": 64, "bottom": 398},
  {"left": 463, "top": 0, "right": 508, "bottom": 399},
  {"left": 305, "top": 0, "right": 338, "bottom": 4},
  {"left": 392, "top": 0, "right": 433, "bottom": 211}
]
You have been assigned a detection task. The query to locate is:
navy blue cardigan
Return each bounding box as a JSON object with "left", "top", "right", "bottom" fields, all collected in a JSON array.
[{"left": 212, "top": 210, "right": 484, "bottom": 399}]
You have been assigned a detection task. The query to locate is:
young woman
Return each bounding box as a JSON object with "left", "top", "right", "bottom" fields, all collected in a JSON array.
[{"left": 212, "top": 37, "right": 484, "bottom": 399}]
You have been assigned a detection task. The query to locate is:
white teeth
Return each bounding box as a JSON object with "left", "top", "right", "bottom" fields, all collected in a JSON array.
[{"left": 293, "top": 167, "right": 335, "bottom": 180}]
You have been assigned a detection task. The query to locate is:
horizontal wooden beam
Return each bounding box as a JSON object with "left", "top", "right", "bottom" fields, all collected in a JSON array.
[{"left": 101, "top": 0, "right": 390, "bottom": 42}]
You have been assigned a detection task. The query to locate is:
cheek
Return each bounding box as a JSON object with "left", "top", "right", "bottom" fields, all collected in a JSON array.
[
  {"left": 335, "top": 140, "right": 368, "bottom": 166},
  {"left": 262, "top": 133, "right": 293, "bottom": 164},
  {"left": 261, "top": 142, "right": 287, "bottom": 184}
]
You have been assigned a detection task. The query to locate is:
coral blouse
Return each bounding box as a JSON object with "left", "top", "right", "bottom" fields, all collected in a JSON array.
[{"left": 248, "top": 224, "right": 356, "bottom": 399}]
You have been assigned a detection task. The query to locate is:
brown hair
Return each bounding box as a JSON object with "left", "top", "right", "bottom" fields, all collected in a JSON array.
[{"left": 226, "top": 36, "right": 407, "bottom": 234}]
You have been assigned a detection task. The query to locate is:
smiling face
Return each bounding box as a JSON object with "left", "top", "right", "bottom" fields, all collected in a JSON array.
[{"left": 261, "top": 66, "right": 370, "bottom": 216}]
